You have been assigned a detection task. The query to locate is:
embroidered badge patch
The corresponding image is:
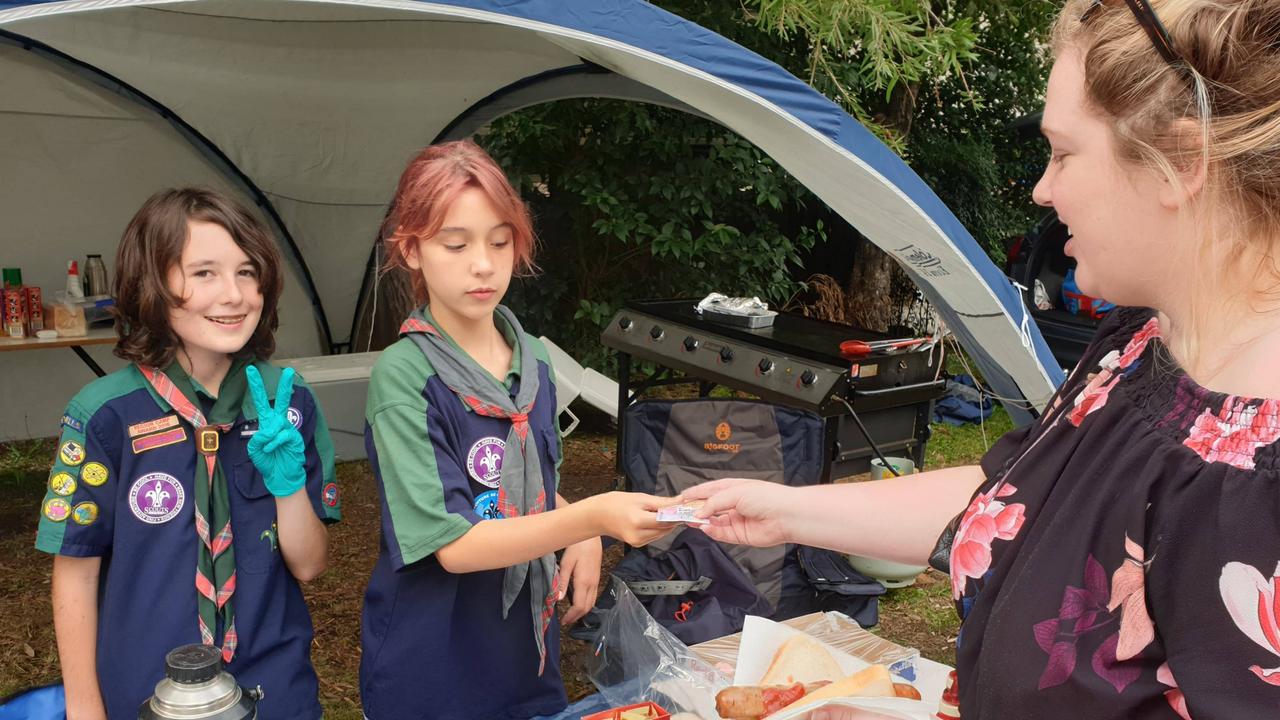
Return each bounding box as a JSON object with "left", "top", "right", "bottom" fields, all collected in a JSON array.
[
  {"left": 72, "top": 502, "right": 99, "bottom": 525},
  {"left": 43, "top": 498, "right": 71, "bottom": 523},
  {"left": 287, "top": 406, "right": 303, "bottom": 429},
  {"left": 61, "top": 414, "right": 84, "bottom": 433},
  {"left": 128, "top": 472, "right": 185, "bottom": 524},
  {"left": 127, "top": 415, "right": 179, "bottom": 438},
  {"left": 80, "top": 462, "right": 109, "bottom": 487},
  {"left": 59, "top": 440, "right": 85, "bottom": 466},
  {"left": 322, "top": 482, "right": 339, "bottom": 507},
  {"left": 131, "top": 427, "right": 187, "bottom": 455},
  {"left": 49, "top": 472, "right": 77, "bottom": 496},
  {"left": 473, "top": 489, "right": 504, "bottom": 520},
  {"left": 466, "top": 436, "right": 506, "bottom": 488}
]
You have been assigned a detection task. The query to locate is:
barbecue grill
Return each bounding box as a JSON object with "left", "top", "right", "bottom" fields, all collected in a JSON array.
[{"left": 601, "top": 299, "right": 947, "bottom": 481}]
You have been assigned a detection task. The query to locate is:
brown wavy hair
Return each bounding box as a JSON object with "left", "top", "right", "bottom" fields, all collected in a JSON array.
[{"left": 112, "top": 188, "right": 284, "bottom": 368}]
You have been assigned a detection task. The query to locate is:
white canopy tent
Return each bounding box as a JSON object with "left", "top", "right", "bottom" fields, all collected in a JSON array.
[{"left": 0, "top": 0, "right": 1064, "bottom": 441}]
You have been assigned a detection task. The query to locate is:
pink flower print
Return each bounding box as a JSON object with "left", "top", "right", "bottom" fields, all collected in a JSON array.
[
  {"left": 1107, "top": 534, "right": 1155, "bottom": 661},
  {"left": 1157, "top": 662, "right": 1192, "bottom": 720},
  {"left": 1069, "top": 368, "right": 1122, "bottom": 427},
  {"left": 1183, "top": 397, "right": 1280, "bottom": 470},
  {"left": 1065, "top": 319, "right": 1160, "bottom": 428},
  {"left": 1117, "top": 317, "right": 1161, "bottom": 369},
  {"left": 1219, "top": 561, "right": 1280, "bottom": 685},
  {"left": 950, "top": 483, "right": 1026, "bottom": 600}
]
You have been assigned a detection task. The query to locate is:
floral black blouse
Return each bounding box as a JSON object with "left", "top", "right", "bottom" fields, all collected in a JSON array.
[{"left": 952, "top": 306, "right": 1280, "bottom": 719}]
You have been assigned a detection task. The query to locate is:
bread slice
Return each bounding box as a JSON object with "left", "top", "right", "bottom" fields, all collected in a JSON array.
[
  {"left": 781, "top": 664, "right": 896, "bottom": 712},
  {"left": 758, "top": 635, "right": 846, "bottom": 686}
]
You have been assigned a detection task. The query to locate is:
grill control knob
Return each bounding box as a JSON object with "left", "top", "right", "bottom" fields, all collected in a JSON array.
[
  {"left": 618, "top": 316, "right": 633, "bottom": 331},
  {"left": 800, "top": 370, "right": 817, "bottom": 387},
  {"left": 719, "top": 347, "right": 735, "bottom": 363},
  {"left": 649, "top": 325, "right": 664, "bottom": 341},
  {"left": 682, "top": 336, "right": 699, "bottom": 352},
  {"left": 758, "top": 358, "right": 775, "bottom": 374}
]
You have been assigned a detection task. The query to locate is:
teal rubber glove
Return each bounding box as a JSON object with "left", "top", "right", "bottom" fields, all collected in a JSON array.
[{"left": 246, "top": 365, "right": 307, "bottom": 497}]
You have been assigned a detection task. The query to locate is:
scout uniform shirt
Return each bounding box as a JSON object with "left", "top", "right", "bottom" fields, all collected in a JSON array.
[
  {"left": 360, "top": 308, "right": 567, "bottom": 720},
  {"left": 34, "top": 361, "right": 341, "bottom": 720}
]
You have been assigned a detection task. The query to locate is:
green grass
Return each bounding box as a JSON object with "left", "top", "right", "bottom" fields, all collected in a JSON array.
[
  {"left": 0, "top": 438, "right": 54, "bottom": 482},
  {"left": 925, "top": 405, "right": 1014, "bottom": 469},
  {"left": 883, "top": 584, "right": 959, "bottom": 636}
]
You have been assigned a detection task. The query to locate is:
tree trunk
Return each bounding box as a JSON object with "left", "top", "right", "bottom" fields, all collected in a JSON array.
[
  {"left": 843, "top": 237, "right": 904, "bottom": 333},
  {"left": 845, "top": 80, "right": 922, "bottom": 333}
]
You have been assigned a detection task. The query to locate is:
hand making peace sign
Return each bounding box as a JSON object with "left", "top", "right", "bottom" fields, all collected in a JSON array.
[{"left": 245, "top": 365, "right": 307, "bottom": 497}]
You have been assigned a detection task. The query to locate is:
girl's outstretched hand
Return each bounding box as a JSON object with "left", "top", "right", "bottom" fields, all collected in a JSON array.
[
  {"left": 590, "top": 491, "right": 682, "bottom": 547},
  {"left": 683, "top": 478, "right": 797, "bottom": 548},
  {"left": 246, "top": 366, "right": 307, "bottom": 497}
]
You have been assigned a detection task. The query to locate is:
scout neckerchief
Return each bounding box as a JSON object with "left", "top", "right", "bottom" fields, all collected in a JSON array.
[
  {"left": 138, "top": 359, "right": 249, "bottom": 663},
  {"left": 401, "top": 305, "right": 560, "bottom": 675}
]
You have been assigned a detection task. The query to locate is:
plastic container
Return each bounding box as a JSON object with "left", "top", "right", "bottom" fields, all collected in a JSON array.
[
  {"left": 65, "top": 260, "right": 85, "bottom": 300},
  {"left": 843, "top": 555, "right": 928, "bottom": 589},
  {"left": 869, "top": 456, "right": 916, "bottom": 480}
]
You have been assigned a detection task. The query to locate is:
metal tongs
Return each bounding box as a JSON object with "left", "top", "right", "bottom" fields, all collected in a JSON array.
[{"left": 839, "top": 336, "right": 932, "bottom": 358}]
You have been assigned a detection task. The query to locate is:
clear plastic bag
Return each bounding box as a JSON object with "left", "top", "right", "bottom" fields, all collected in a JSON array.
[
  {"left": 585, "top": 578, "right": 730, "bottom": 719},
  {"left": 691, "top": 611, "right": 921, "bottom": 683}
]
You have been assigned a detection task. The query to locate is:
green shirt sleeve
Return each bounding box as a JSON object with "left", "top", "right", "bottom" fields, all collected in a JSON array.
[
  {"left": 367, "top": 343, "right": 474, "bottom": 570},
  {"left": 35, "top": 399, "right": 121, "bottom": 556}
]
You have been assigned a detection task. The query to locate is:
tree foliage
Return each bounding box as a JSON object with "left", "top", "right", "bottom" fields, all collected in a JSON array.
[
  {"left": 477, "top": 1, "right": 1059, "bottom": 365},
  {"left": 483, "top": 100, "right": 823, "bottom": 369}
]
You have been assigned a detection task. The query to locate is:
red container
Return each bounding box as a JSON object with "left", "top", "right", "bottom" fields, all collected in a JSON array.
[
  {"left": 581, "top": 702, "right": 671, "bottom": 720},
  {"left": 3, "top": 287, "right": 26, "bottom": 338},
  {"left": 24, "top": 286, "right": 43, "bottom": 333}
]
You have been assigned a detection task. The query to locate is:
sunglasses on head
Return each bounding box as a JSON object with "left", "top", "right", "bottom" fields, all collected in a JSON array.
[{"left": 1083, "top": 0, "right": 1186, "bottom": 67}]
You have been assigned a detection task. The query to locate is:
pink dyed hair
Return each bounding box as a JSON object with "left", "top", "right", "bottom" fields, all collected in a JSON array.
[{"left": 381, "top": 140, "right": 536, "bottom": 304}]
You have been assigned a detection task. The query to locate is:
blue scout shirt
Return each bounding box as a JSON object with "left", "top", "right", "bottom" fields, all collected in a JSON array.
[
  {"left": 360, "top": 308, "right": 566, "bottom": 720},
  {"left": 34, "top": 362, "right": 341, "bottom": 720}
]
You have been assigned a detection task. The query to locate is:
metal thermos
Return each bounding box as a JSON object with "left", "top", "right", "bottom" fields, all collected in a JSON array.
[
  {"left": 84, "top": 254, "right": 108, "bottom": 297},
  {"left": 138, "top": 644, "right": 261, "bottom": 720}
]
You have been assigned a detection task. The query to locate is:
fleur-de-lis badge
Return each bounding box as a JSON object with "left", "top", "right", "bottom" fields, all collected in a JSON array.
[
  {"left": 145, "top": 480, "right": 170, "bottom": 509},
  {"left": 478, "top": 446, "right": 500, "bottom": 476}
]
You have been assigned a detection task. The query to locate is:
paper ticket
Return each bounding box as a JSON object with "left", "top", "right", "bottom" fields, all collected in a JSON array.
[{"left": 656, "top": 500, "right": 710, "bottom": 525}]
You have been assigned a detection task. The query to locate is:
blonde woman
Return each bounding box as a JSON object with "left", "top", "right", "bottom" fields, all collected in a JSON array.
[{"left": 687, "top": 1, "right": 1280, "bottom": 717}]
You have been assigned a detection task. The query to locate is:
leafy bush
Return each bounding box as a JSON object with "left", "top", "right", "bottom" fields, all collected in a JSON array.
[{"left": 481, "top": 100, "right": 824, "bottom": 369}]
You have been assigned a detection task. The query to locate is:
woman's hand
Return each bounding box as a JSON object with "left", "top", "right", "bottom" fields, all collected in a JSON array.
[
  {"left": 682, "top": 478, "right": 798, "bottom": 547},
  {"left": 557, "top": 536, "right": 602, "bottom": 624},
  {"left": 589, "top": 491, "right": 681, "bottom": 547}
]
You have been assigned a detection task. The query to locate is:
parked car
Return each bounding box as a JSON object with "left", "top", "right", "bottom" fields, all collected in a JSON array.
[{"left": 1005, "top": 211, "right": 1106, "bottom": 370}]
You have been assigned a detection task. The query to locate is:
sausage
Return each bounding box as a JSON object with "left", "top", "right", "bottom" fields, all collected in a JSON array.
[
  {"left": 714, "top": 682, "right": 829, "bottom": 719},
  {"left": 714, "top": 679, "right": 921, "bottom": 718}
]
